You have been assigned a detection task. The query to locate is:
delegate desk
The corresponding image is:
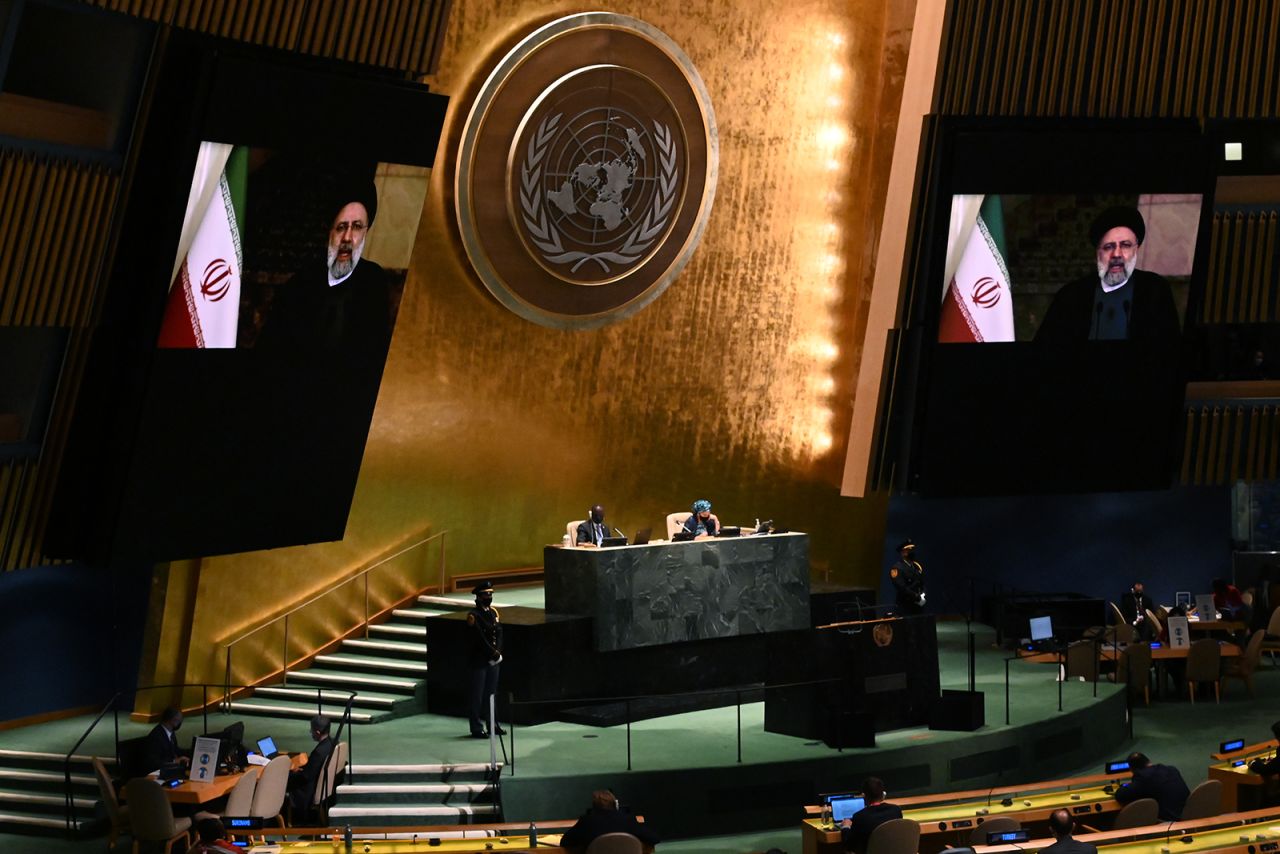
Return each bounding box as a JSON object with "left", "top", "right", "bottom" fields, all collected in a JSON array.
[
  {"left": 1019, "top": 642, "right": 1241, "bottom": 699},
  {"left": 1209, "top": 739, "right": 1278, "bottom": 811},
  {"left": 976, "top": 806, "right": 1280, "bottom": 854},
  {"left": 127, "top": 754, "right": 307, "bottom": 805},
  {"left": 544, "top": 532, "right": 811, "bottom": 651},
  {"left": 248, "top": 836, "right": 562, "bottom": 853},
  {"left": 802, "top": 772, "right": 1127, "bottom": 854},
  {"left": 236, "top": 819, "right": 653, "bottom": 854}
]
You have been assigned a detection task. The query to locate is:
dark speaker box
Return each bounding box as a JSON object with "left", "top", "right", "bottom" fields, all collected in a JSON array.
[
  {"left": 823, "top": 709, "right": 876, "bottom": 748},
  {"left": 929, "top": 689, "right": 985, "bottom": 731}
]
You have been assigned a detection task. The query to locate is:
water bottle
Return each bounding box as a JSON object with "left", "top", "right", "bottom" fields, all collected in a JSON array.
[
  {"left": 821, "top": 803, "right": 832, "bottom": 829},
  {"left": 528, "top": 821, "right": 538, "bottom": 847},
  {"left": 561, "top": 534, "right": 571, "bottom": 548}
]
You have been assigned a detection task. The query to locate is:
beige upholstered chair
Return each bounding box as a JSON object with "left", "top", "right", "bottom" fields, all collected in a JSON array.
[
  {"left": 1108, "top": 602, "right": 1135, "bottom": 643},
  {"left": 311, "top": 741, "right": 348, "bottom": 823},
  {"left": 248, "top": 755, "right": 290, "bottom": 828},
  {"left": 585, "top": 832, "right": 644, "bottom": 854},
  {"left": 566, "top": 520, "right": 585, "bottom": 546},
  {"left": 1184, "top": 637, "right": 1221, "bottom": 703},
  {"left": 195, "top": 765, "right": 259, "bottom": 822},
  {"left": 1181, "top": 779, "right": 1223, "bottom": 820},
  {"left": 1112, "top": 797, "right": 1159, "bottom": 829},
  {"left": 1260, "top": 607, "right": 1280, "bottom": 665},
  {"left": 866, "top": 818, "right": 921, "bottom": 854},
  {"left": 1065, "top": 640, "right": 1099, "bottom": 682},
  {"left": 665, "top": 512, "right": 687, "bottom": 539},
  {"left": 122, "top": 777, "right": 190, "bottom": 854},
  {"left": 92, "top": 757, "right": 130, "bottom": 850},
  {"left": 1112, "top": 643, "right": 1151, "bottom": 705},
  {"left": 1223, "top": 629, "right": 1266, "bottom": 697},
  {"left": 1144, "top": 608, "right": 1164, "bottom": 641},
  {"left": 970, "top": 816, "right": 1021, "bottom": 846}
]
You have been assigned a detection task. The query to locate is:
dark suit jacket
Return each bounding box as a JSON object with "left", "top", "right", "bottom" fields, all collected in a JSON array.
[
  {"left": 1034, "top": 269, "right": 1180, "bottom": 343},
  {"left": 142, "top": 724, "right": 182, "bottom": 772},
  {"left": 1043, "top": 836, "right": 1099, "bottom": 854},
  {"left": 559, "top": 807, "right": 659, "bottom": 850},
  {"left": 841, "top": 802, "right": 903, "bottom": 854},
  {"left": 289, "top": 736, "right": 335, "bottom": 808},
  {"left": 681, "top": 513, "right": 720, "bottom": 537},
  {"left": 577, "top": 520, "right": 608, "bottom": 547},
  {"left": 1115, "top": 764, "right": 1190, "bottom": 820},
  {"left": 1120, "top": 590, "right": 1150, "bottom": 625}
]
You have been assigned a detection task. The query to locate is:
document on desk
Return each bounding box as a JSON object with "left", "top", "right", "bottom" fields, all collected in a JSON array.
[{"left": 191, "top": 736, "right": 219, "bottom": 783}]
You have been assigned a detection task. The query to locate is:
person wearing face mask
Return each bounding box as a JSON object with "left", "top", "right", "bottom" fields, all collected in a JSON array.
[
  {"left": 681, "top": 499, "right": 721, "bottom": 539},
  {"left": 466, "top": 581, "right": 505, "bottom": 739},
  {"left": 1034, "top": 206, "right": 1180, "bottom": 343},
  {"left": 143, "top": 706, "right": 190, "bottom": 773},
  {"left": 576, "top": 505, "right": 610, "bottom": 548}
]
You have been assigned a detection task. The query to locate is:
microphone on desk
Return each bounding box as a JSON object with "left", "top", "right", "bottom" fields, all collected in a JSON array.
[{"left": 613, "top": 527, "right": 626, "bottom": 539}]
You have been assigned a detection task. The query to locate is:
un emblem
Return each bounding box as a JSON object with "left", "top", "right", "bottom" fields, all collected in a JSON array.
[{"left": 456, "top": 14, "right": 717, "bottom": 328}]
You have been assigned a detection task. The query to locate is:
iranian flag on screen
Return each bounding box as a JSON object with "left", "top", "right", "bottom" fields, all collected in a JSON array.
[
  {"left": 157, "top": 143, "right": 247, "bottom": 348},
  {"left": 937, "top": 194, "right": 1014, "bottom": 343}
]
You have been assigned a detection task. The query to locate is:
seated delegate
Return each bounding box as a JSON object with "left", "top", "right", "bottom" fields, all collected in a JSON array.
[{"left": 681, "top": 499, "right": 721, "bottom": 539}]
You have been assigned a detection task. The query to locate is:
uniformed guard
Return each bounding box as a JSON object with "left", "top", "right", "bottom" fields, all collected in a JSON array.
[
  {"left": 890, "top": 539, "right": 925, "bottom": 616},
  {"left": 466, "top": 580, "right": 504, "bottom": 738}
]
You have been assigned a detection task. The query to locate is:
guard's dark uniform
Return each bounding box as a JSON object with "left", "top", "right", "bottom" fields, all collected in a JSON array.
[
  {"left": 466, "top": 582, "right": 503, "bottom": 737},
  {"left": 890, "top": 542, "right": 925, "bottom": 616}
]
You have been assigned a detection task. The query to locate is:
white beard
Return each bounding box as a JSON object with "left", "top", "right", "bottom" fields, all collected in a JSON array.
[
  {"left": 1097, "top": 254, "right": 1136, "bottom": 288},
  {"left": 327, "top": 242, "right": 364, "bottom": 285}
]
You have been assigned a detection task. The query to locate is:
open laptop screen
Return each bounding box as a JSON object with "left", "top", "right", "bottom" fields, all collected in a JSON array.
[
  {"left": 256, "top": 736, "right": 277, "bottom": 757},
  {"left": 829, "top": 796, "right": 866, "bottom": 822},
  {"left": 1029, "top": 615, "right": 1053, "bottom": 641}
]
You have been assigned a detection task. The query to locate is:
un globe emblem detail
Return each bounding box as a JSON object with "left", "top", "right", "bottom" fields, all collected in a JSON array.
[{"left": 519, "top": 111, "right": 678, "bottom": 278}]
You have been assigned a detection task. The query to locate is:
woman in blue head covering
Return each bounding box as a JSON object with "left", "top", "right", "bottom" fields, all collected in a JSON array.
[{"left": 681, "top": 499, "right": 721, "bottom": 538}]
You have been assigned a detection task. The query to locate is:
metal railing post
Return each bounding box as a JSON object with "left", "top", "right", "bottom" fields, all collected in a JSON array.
[
  {"left": 625, "top": 700, "right": 632, "bottom": 771},
  {"left": 508, "top": 692, "right": 516, "bottom": 776},
  {"left": 437, "top": 532, "right": 448, "bottom": 594},
  {"left": 282, "top": 615, "right": 289, "bottom": 686},
  {"left": 364, "top": 573, "right": 370, "bottom": 638},
  {"left": 735, "top": 690, "right": 742, "bottom": 764}
]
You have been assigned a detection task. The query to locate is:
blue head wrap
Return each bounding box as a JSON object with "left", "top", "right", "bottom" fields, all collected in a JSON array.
[{"left": 692, "top": 499, "right": 712, "bottom": 513}]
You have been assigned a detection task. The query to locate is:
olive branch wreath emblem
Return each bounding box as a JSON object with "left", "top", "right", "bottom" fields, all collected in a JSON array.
[{"left": 519, "top": 112, "right": 679, "bottom": 275}]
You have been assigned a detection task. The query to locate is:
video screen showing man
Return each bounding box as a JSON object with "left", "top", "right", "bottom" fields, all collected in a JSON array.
[
  {"left": 937, "top": 194, "right": 1200, "bottom": 343},
  {"left": 158, "top": 143, "right": 428, "bottom": 351},
  {"left": 1035, "top": 206, "right": 1180, "bottom": 343}
]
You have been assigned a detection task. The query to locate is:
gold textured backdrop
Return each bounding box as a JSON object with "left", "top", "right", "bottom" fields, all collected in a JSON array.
[{"left": 148, "top": 0, "right": 916, "bottom": 699}]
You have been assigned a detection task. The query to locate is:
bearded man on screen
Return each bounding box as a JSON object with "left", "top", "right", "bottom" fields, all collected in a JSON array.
[{"left": 1034, "top": 205, "right": 1180, "bottom": 343}]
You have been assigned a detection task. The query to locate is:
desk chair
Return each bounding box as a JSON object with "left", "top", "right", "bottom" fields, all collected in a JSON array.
[
  {"left": 1184, "top": 637, "right": 1221, "bottom": 703},
  {"left": 1108, "top": 602, "right": 1136, "bottom": 644},
  {"left": 665, "top": 512, "right": 687, "bottom": 539},
  {"left": 1181, "top": 779, "right": 1223, "bottom": 820},
  {"left": 566, "top": 520, "right": 585, "bottom": 547},
  {"left": 1222, "top": 629, "right": 1266, "bottom": 697},
  {"left": 1066, "top": 639, "right": 1100, "bottom": 682},
  {"left": 122, "top": 778, "right": 190, "bottom": 854},
  {"left": 1111, "top": 797, "right": 1159, "bottom": 829},
  {"left": 585, "top": 832, "right": 644, "bottom": 854},
  {"left": 1112, "top": 642, "right": 1152, "bottom": 705},
  {"left": 1144, "top": 608, "right": 1165, "bottom": 642},
  {"left": 867, "top": 818, "right": 921, "bottom": 854},
  {"left": 91, "top": 756, "right": 130, "bottom": 850},
  {"left": 970, "top": 816, "right": 1021, "bottom": 846},
  {"left": 310, "top": 741, "right": 348, "bottom": 824},
  {"left": 248, "top": 755, "right": 290, "bottom": 828},
  {"left": 195, "top": 766, "right": 259, "bottom": 822},
  {"left": 1260, "top": 607, "right": 1280, "bottom": 666}
]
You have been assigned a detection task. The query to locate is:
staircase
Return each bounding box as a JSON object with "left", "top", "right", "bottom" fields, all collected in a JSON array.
[
  {"left": 227, "top": 594, "right": 487, "bottom": 724},
  {"left": 0, "top": 748, "right": 104, "bottom": 835},
  {"left": 328, "top": 762, "right": 501, "bottom": 825}
]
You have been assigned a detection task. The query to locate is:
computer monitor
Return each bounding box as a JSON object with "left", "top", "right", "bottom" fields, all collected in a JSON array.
[{"left": 1029, "top": 615, "right": 1053, "bottom": 641}]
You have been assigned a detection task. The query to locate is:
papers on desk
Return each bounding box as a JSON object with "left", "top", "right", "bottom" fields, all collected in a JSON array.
[{"left": 246, "top": 753, "right": 270, "bottom": 767}]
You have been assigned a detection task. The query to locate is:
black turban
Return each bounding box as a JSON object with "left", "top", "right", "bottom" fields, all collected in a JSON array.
[
  {"left": 1088, "top": 206, "right": 1145, "bottom": 247},
  {"left": 329, "top": 178, "right": 378, "bottom": 228}
]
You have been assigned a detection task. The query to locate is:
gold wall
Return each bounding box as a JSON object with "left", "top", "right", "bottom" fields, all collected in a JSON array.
[{"left": 145, "top": 0, "right": 917, "bottom": 699}]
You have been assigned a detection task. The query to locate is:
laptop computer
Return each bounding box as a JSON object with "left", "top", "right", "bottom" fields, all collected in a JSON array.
[
  {"left": 256, "top": 736, "right": 282, "bottom": 759},
  {"left": 716, "top": 526, "right": 741, "bottom": 537},
  {"left": 672, "top": 530, "right": 695, "bottom": 542},
  {"left": 827, "top": 794, "right": 866, "bottom": 822},
  {"left": 633, "top": 528, "right": 652, "bottom": 546},
  {"left": 600, "top": 536, "right": 627, "bottom": 547}
]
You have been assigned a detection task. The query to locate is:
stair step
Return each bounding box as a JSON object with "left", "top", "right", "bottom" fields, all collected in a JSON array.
[
  {"left": 313, "top": 654, "right": 428, "bottom": 675},
  {"left": 0, "top": 790, "right": 96, "bottom": 810},
  {"left": 0, "top": 769, "right": 94, "bottom": 788},
  {"left": 284, "top": 669, "right": 419, "bottom": 692},
  {"left": 0, "top": 749, "right": 110, "bottom": 768},
  {"left": 226, "top": 701, "right": 374, "bottom": 723},
  {"left": 342, "top": 638, "right": 428, "bottom": 656},
  {"left": 416, "top": 595, "right": 477, "bottom": 609},
  {"left": 369, "top": 624, "right": 428, "bottom": 638},
  {"left": 351, "top": 763, "right": 501, "bottom": 775},
  {"left": 0, "top": 810, "right": 78, "bottom": 830},
  {"left": 338, "top": 783, "right": 493, "bottom": 795},
  {"left": 391, "top": 608, "right": 447, "bottom": 621},
  {"left": 253, "top": 687, "right": 404, "bottom": 708}
]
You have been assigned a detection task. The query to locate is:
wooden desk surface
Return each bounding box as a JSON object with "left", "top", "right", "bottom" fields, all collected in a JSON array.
[
  {"left": 1018, "top": 642, "right": 1241, "bottom": 665},
  {"left": 126, "top": 753, "right": 306, "bottom": 805},
  {"left": 975, "top": 805, "right": 1280, "bottom": 854}
]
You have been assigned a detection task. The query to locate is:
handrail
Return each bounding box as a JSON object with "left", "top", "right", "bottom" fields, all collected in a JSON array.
[
  {"left": 222, "top": 530, "right": 449, "bottom": 649},
  {"left": 63, "top": 682, "right": 356, "bottom": 837},
  {"left": 222, "top": 529, "right": 448, "bottom": 704}
]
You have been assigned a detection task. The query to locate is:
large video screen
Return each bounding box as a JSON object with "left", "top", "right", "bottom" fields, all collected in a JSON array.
[
  {"left": 895, "top": 120, "right": 1213, "bottom": 496},
  {"left": 46, "top": 33, "right": 447, "bottom": 561},
  {"left": 938, "top": 193, "right": 1202, "bottom": 343}
]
